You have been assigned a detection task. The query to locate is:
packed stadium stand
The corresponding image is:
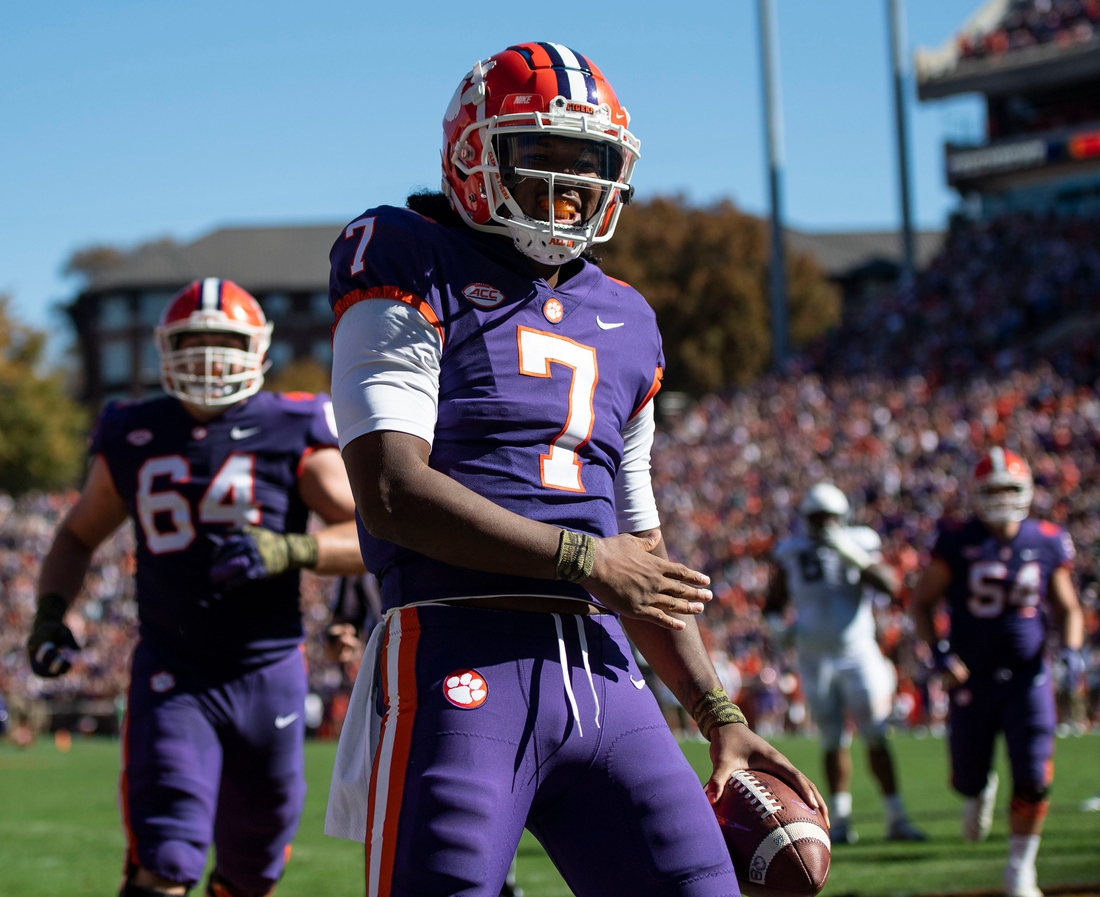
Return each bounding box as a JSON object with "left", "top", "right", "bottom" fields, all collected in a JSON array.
[{"left": 2, "top": 0, "right": 1099, "bottom": 747}]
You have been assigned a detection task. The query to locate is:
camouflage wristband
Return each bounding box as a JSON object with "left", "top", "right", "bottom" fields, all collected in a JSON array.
[
  {"left": 556, "top": 530, "right": 596, "bottom": 583},
  {"left": 691, "top": 686, "right": 748, "bottom": 740},
  {"left": 247, "top": 526, "right": 319, "bottom": 575}
]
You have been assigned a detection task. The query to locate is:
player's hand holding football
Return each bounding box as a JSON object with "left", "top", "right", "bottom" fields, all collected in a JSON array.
[
  {"left": 209, "top": 525, "right": 319, "bottom": 588},
  {"left": 582, "top": 531, "right": 711, "bottom": 630},
  {"left": 705, "top": 721, "right": 830, "bottom": 827},
  {"left": 26, "top": 593, "right": 80, "bottom": 677}
]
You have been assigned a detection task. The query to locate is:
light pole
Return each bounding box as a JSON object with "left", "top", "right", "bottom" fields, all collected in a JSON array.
[
  {"left": 758, "top": 0, "right": 788, "bottom": 368},
  {"left": 888, "top": 0, "right": 916, "bottom": 283}
]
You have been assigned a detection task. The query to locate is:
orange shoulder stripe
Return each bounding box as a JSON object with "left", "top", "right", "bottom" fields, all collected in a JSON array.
[
  {"left": 629, "top": 366, "right": 664, "bottom": 420},
  {"left": 332, "top": 287, "right": 444, "bottom": 347}
]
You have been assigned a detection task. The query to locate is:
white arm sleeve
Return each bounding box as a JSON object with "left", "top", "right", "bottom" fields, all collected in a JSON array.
[
  {"left": 330, "top": 299, "right": 442, "bottom": 450},
  {"left": 614, "top": 401, "right": 661, "bottom": 534}
]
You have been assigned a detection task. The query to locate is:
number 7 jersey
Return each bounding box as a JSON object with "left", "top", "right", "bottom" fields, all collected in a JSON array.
[
  {"left": 931, "top": 517, "right": 1075, "bottom": 675},
  {"left": 89, "top": 391, "right": 339, "bottom": 673},
  {"left": 329, "top": 206, "right": 664, "bottom": 610}
]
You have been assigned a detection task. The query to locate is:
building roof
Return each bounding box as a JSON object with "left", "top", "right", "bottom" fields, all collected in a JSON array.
[
  {"left": 81, "top": 221, "right": 942, "bottom": 296},
  {"left": 85, "top": 223, "right": 344, "bottom": 294},
  {"left": 786, "top": 228, "right": 944, "bottom": 278}
]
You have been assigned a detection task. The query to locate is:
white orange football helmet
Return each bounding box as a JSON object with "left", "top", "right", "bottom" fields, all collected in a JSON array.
[
  {"left": 156, "top": 278, "right": 273, "bottom": 406},
  {"left": 441, "top": 42, "right": 641, "bottom": 265},
  {"left": 973, "top": 447, "right": 1033, "bottom": 525}
]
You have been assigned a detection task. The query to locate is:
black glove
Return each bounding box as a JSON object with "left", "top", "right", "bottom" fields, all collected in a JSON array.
[
  {"left": 209, "top": 525, "right": 319, "bottom": 588},
  {"left": 27, "top": 593, "right": 79, "bottom": 677}
]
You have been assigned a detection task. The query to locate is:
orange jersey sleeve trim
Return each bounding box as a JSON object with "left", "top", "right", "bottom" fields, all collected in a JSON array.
[
  {"left": 629, "top": 366, "right": 664, "bottom": 420},
  {"left": 332, "top": 287, "right": 444, "bottom": 347}
]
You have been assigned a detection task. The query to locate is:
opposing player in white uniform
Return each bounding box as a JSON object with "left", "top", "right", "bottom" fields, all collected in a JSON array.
[{"left": 766, "top": 483, "right": 925, "bottom": 844}]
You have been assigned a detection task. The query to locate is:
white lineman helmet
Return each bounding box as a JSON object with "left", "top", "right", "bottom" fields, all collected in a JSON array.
[{"left": 799, "top": 483, "right": 850, "bottom": 518}]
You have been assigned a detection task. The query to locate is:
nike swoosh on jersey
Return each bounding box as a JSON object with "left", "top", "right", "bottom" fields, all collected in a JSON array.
[
  {"left": 230, "top": 426, "right": 262, "bottom": 440},
  {"left": 596, "top": 316, "right": 625, "bottom": 330},
  {"left": 629, "top": 675, "right": 646, "bottom": 689},
  {"left": 274, "top": 713, "right": 299, "bottom": 729}
]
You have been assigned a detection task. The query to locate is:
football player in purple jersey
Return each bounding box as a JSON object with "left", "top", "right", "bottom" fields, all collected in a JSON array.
[
  {"left": 28, "top": 279, "right": 365, "bottom": 897},
  {"left": 324, "top": 42, "right": 826, "bottom": 897},
  {"left": 912, "top": 448, "right": 1084, "bottom": 897}
]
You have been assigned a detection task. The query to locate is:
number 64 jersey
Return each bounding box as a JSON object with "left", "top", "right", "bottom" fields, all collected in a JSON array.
[
  {"left": 931, "top": 517, "right": 1075, "bottom": 676},
  {"left": 89, "top": 391, "right": 339, "bottom": 673},
  {"left": 329, "top": 206, "right": 664, "bottom": 612}
]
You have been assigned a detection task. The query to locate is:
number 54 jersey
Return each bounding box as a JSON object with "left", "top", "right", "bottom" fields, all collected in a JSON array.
[
  {"left": 90, "top": 391, "right": 339, "bottom": 673},
  {"left": 329, "top": 206, "right": 664, "bottom": 610},
  {"left": 931, "top": 517, "right": 1075, "bottom": 676}
]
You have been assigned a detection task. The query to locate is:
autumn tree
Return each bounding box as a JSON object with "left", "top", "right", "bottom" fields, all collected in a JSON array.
[
  {"left": 265, "top": 357, "right": 332, "bottom": 396},
  {"left": 598, "top": 197, "right": 839, "bottom": 393},
  {"left": 0, "top": 297, "right": 88, "bottom": 494}
]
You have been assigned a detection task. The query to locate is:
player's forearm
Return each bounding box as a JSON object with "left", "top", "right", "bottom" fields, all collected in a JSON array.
[
  {"left": 861, "top": 562, "right": 900, "bottom": 598},
  {"left": 346, "top": 433, "right": 561, "bottom": 580},
  {"left": 910, "top": 603, "right": 938, "bottom": 648},
  {"left": 622, "top": 614, "right": 721, "bottom": 710},
  {"left": 619, "top": 538, "right": 720, "bottom": 707},
  {"left": 1053, "top": 600, "right": 1084, "bottom": 651},
  {"left": 312, "top": 521, "right": 367, "bottom": 576},
  {"left": 37, "top": 526, "right": 94, "bottom": 605}
]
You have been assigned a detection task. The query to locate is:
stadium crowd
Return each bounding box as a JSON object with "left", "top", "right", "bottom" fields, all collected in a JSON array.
[
  {"left": 820, "top": 210, "right": 1100, "bottom": 384},
  {"left": 958, "top": 0, "right": 1100, "bottom": 60},
  {"left": 2, "top": 360, "right": 1098, "bottom": 739},
  {"left": 3, "top": 208, "right": 1100, "bottom": 741}
]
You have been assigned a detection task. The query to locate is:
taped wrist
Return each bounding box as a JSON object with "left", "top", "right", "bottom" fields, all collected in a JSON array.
[
  {"left": 691, "top": 686, "right": 748, "bottom": 740},
  {"left": 33, "top": 592, "right": 69, "bottom": 629},
  {"left": 556, "top": 530, "right": 596, "bottom": 583}
]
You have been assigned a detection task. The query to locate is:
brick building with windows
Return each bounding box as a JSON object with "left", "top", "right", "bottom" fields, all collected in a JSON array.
[{"left": 66, "top": 223, "right": 343, "bottom": 406}]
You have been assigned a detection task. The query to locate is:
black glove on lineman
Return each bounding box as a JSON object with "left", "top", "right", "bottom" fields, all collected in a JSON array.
[
  {"left": 27, "top": 593, "right": 79, "bottom": 677},
  {"left": 209, "top": 525, "right": 319, "bottom": 589}
]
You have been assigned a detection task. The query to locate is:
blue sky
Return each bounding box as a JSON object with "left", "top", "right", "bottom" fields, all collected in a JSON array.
[{"left": 0, "top": 1, "right": 982, "bottom": 344}]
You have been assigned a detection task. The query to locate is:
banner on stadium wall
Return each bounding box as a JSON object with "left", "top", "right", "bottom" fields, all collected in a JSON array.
[{"left": 946, "top": 124, "right": 1100, "bottom": 184}]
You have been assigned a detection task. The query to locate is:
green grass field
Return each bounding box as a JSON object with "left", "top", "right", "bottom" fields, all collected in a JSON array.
[{"left": 1, "top": 732, "right": 1098, "bottom": 896}]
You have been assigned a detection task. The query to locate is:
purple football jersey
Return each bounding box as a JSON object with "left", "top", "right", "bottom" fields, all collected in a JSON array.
[
  {"left": 90, "top": 391, "right": 338, "bottom": 673},
  {"left": 330, "top": 206, "right": 664, "bottom": 611},
  {"left": 932, "top": 517, "right": 1074, "bottom": 674}
]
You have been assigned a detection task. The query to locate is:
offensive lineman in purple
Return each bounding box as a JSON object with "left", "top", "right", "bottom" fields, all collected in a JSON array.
[
  {"left": 912, "top": 448, "right": 1083, "bottom": 897},
  {"left": 29, "top": 280, "right": 364, "bottom": 897}
]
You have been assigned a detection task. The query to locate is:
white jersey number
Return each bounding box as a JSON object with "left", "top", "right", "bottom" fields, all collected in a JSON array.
[
  {"left": 966, "top": 559, "right": 1042, "bottom": 619},
  {"left": 517, "top": 327, "right": 598, "bottom": 493},
  {"left": 136, "top": 453, "right": 261, "bottom": 554}
]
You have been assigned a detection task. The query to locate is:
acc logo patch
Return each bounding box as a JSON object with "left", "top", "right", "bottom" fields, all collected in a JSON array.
[
  {"left": 443, "top": 669, "right": 488, "bottom": 709},
  {"left": 543, "top": 297, "right": 564, "bottom": 324},
  {"left": 191, "top": 426, "right": 207, "bottom": 440},
  {"left": 150, "top": 671, "right": 176, "bottom": 694},
  {"left": 126, "top": 429, "right": 154, "bottom": 446},
  {"left": 954, "top": 688, "right": 972, "bottom": 707},
  {"left": 462, "top": 282, "right": 505, "bottom": 309}
]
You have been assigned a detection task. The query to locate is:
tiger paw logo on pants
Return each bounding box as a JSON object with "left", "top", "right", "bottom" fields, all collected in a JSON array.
[{"left": 443, "top": 669, "right": 488, "bottom": 709}]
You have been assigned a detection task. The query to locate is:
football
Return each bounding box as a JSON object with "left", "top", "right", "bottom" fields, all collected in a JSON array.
[{"left": 714, "top": 769, "right": 831, "bottom": 897}]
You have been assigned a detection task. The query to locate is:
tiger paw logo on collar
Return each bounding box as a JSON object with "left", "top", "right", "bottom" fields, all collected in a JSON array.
[
  {"left": 543, "top": 297, "right": 564, "bottom": 323},
  {"left": 443, "top": 669, "right": 488, "bottom": 709}
]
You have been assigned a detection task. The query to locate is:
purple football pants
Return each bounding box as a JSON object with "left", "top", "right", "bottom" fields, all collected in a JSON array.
[
  {"left": 948, "top": 659, "right": 1056, "bottom": 798},
  {"left": 122, "top": 641, "right": 307, "bottom": 891},
  {"left": 365, "top": 604, "right": 740, "bottom": 897}
]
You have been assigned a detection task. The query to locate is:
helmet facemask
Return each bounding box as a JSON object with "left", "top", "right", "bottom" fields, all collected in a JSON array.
[
  {"left": 157, "top": 316, "right": 272, "bottom": 407},
  {"left": 974, "top": 481, "right": 1033, "bottom": 525},
  {"left": 448, "top": 98, "right": 639, "bottom": 265}
]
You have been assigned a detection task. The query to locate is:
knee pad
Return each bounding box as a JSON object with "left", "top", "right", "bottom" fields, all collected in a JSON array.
[{"left": 1010, "top": 787, "right": 1050, "bottom": 821}]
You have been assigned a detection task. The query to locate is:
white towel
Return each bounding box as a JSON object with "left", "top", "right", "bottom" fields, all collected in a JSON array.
[{"left": 324, "top": 618, "right": 386, "bottom": 842}]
